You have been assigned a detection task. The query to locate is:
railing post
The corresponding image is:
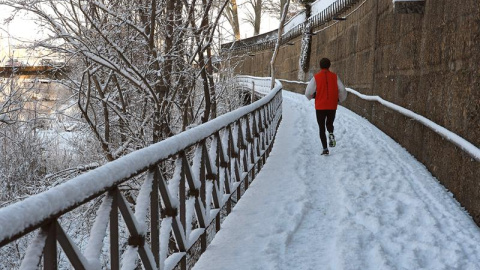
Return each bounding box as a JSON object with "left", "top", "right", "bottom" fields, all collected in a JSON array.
[
  {"left": 263, "top": 107, "right": 270, "bottom": 147},
  {"left": 109, "top": 190, "right": 119, "bottom": 270},
  {"left": 203, "top": 140, "right": 220, "bottom": 209},
  {"left": 42, "top": 221, "right": 57, "bottom": 270},
  {"left": 200, "top": 144, "right": 207, "bottom": 206},
  {"left": 199, "top": 143, "right": 208, "bottom": 253},
  {"left": 212, "top": 135, "right": 222, "bottom": 233},
  {"left": 261, "top": 109, "right": 267, "bottom": 166},
  {"left": 251, "top": 82, "right": 255, "bottom": 104},
  {"left": 252, "top": 111, "right": 261, "bottom": 174},
  {"left": 229, "top": 124, "right": 242, "bottom": 201},
  {"left": 245, "top": 115, "right": 254, "bottom": 180},
  {"left": 220, "top": 130, "right": 232, "bottom": 214},
  {"left": 238, "top": 117, "right": 249, "bottom": 189},
  {"left": 150, "top": 168, "right": 160, "bottom": 267},
  {"left": 179, "top": 156, "right": 187, "bottom": 270}
]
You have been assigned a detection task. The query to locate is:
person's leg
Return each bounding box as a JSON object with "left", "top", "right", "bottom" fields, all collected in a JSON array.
[
  {"left": 326, "top": 110, "right": 337, "bottom": 147},
  {"left": 325, "top": 110, "right": 336, "bottom": 133},
  {"left": 316, "top": 110, "right": 328, "bottom": 150}
]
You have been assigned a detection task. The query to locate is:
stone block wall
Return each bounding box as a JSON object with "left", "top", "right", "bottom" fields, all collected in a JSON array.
[{"left": 232, "top": 0, "right": 480, "bottom": 224}]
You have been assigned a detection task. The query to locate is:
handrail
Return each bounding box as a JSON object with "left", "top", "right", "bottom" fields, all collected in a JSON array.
[
  {"left": 279, "top": 79, "right": 480, "bottom": 161},
  {"left": 0, "top": 77, "right": 283, "bottom": 269},
  {"left": 345, "top": 88, "right": 480, "bottom": 161},
  {"left": 221, "top": 0, "right": 361, "bottom": 54},
  {"left": 236, "top": 76, "right": 276, "bottom": 95}
]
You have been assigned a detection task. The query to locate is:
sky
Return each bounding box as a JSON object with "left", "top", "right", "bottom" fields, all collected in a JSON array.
[
  {"left": 192, "top": 90, "right": 480, "bottom": 270},
  {"left": 0, "top": 6, "right": 45, "bottom": 63}
]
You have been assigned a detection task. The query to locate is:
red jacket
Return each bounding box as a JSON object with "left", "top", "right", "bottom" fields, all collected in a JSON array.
[{"left": 314, "top": 69, "right": 339, "bottom": 110}]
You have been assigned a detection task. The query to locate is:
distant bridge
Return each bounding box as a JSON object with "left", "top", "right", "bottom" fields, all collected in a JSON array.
[{"left": 0, "top": 66, "right": 68, "bottom": 77}]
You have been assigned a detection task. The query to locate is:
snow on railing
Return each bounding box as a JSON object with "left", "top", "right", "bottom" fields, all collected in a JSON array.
[
  {"left": 236, "top": 76, "right": 275, "bottom": 96},
  {"left": 0, "top": 78, "right": 283, "bottom": 269},
  {"left": 279, "top": 79, "right": 480, "bottom": 161},
  {"left": 345, "top": 88, "right": 480, "bottom": 161}
]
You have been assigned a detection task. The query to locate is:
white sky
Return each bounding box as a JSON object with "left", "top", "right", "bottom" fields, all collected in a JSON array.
[{"left": 0, "top": 6, "right": 46, "bottom": 63}]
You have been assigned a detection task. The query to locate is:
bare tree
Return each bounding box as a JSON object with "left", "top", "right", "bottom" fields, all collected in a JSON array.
[
  {"left": 0, "top": 75, "right": 100, "bottom": 204},
  {"left": 224, "top": 0, "right": 241, "bottom": 40},
  {"left": 0, "top": 1, "right": 241, "bottom": 266},
  {"left": 1, "top": 0, "right": 230, "bottom": 162},
  {"left": 243, "top": 0, "right": 263, "bottom": 36},
  {"left": 264, "top": 0, "right": 302, "bottom": 20},
  {"left": 271, "top": 0, "right": 290, "bottom": 89},
  {"left": 0, "top": 78, "right": 23, "bottom": 125}
]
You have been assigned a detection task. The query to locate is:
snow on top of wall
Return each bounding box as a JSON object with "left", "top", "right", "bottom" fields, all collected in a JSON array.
[
  {"left": 223, "top": 0, "right": 344, "bottom": 50},
  {"left": 0, "top": 79, "right": 282, "bottom": 243},
  {"left": 283, "top": 0, "right": 340, "bottom": 34},
  {"left": 311, "top": 0, "right": 339, "bottom": 15},
  {"left": 283, "top": 12, "right": 306, "bottom": 33}
]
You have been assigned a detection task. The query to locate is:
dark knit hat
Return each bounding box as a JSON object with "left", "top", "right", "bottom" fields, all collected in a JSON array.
[{"left": 320, "top": 58, "right": 331, "bottom": 69}]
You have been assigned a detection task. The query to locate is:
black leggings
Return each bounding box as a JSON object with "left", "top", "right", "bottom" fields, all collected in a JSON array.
[{"left": 316, "top": 110, "right": 336, "bottom": 149}]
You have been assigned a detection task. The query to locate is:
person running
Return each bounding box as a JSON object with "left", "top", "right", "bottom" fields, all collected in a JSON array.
[{"left": 305, "top": 58, "right": 347, "bottom": 155}]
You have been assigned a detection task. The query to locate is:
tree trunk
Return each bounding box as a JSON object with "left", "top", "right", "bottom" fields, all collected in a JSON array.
[
  {"left": 253, "top": 0, "right": 262, "bottom": 35},
  {"left": 300, "top": 2, "right": 312, "bottom": 73},
  {"left": 227, "top": 0, "right": 241, "bottom": 40},
  {"left": 271, "top": 0, "right": 290, "bottom": 89},
  {"left": 279, "top": 0, "right": 288, "bottom": 19},
  {"left": 206, "top": 45, "right": 217, "bottom": 119}
]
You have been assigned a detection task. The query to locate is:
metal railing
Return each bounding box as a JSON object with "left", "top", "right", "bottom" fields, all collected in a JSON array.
[
  {"left": 0, "top": 77, "right": 283, "bottom": 270},
  {"left": 221, "top": 0, "right": 361, "bottom": 54}
]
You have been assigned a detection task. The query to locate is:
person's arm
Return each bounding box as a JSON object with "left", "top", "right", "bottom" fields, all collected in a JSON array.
[
  {"left": 305, "top": 78, "right": 316, "bottom": 100},
  {"left": 337, "top": 77, "right": 347, "bottom": 103}
]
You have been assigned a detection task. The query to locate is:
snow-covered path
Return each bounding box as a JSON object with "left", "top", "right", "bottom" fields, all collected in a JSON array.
[{"left": 193, "top": 90, "right": 480, "bottom": 270}]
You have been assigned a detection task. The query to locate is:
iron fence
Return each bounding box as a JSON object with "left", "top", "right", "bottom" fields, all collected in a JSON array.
[{"left": 0, "top": 77, "right": 283, "bottom": 270}]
